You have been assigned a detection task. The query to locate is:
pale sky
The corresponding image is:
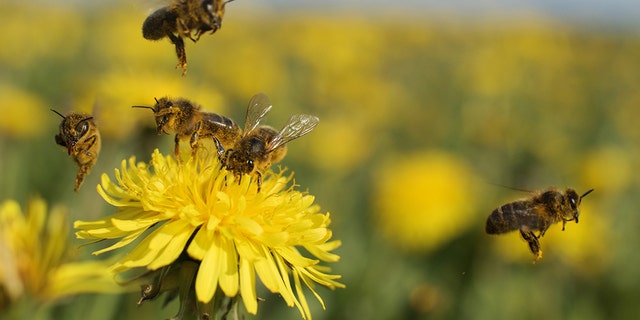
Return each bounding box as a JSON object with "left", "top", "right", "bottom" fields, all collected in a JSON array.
[{"left": 265, "top": 0, "right": 640, "bottom": 25}]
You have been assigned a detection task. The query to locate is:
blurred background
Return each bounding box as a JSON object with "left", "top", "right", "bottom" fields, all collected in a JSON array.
[{"left": 1, "top": 0, "right": 639, "bottom": 319}]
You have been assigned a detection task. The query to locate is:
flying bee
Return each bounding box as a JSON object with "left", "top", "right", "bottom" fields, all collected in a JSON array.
[
  {"left": 218, "top": 93, "right": 319, "bottom": 189},
  {"left": 142, "top": 0, "right": 235, "bottom": 75},
  {"left": 51, "top": 110, "right": 101, "bottom": 192},
  {"left": 486, "top": 187, "right": 594, "bottom": 261},
  {"left": 133, "top": 97, "right": 241, "bottom": 158}
]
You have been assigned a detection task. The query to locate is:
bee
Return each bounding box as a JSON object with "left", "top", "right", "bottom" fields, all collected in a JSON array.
[
  {"left": 132, "top": 97, "right": 241, "bottom": 158},
  {"left": 486, "top": 187, "right": 594, "bottom": 261},
  {"left": 142, "top": 0, "right": 234, "bottom": 75},
  {"left": 51, "top": 109, "right": 101, "bottom": 192},
  {"left": 218, "top": 93, "right": 319, "bottom": 189}
]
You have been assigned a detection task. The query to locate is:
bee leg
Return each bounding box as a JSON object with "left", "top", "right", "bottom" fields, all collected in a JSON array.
[
  {"left": 190, "top": 29, "right": 201, "bottom": 42},
  {"left": 255, "top": 171, "right": 262, "bottom": 192},
  {"left": 538, "top": 226, "right": 549, "bottom": 238},
  {"left": 520, "top": 229, "right": 542, "bottom": 261},
  {"left": 190, "top": 122, "right": 202, "bottom": 158},
  {"left": 186, "top": 33, "right": 197, "bottom": 43},
  {"left": 174, "top": 134, "right": 182, "bottom": 160},
  {"left": 83, "top": 135, "right": 98, "bottom": 154},
  {"left": 212, "top": 136, "right": 225, "bottom": 158},
  {"left": 175, "top": 17, "right": 196, "bottom": 42},
  {"left": 533, "top": 250, "right": 543, "bottom": 262},
  {"left": 167, "top": 32, "right": 187, "bottom": 75}
]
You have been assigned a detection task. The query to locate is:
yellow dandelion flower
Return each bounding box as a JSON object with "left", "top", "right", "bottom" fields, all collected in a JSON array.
[
  {"left": 0, "top": 85, "right": 46, "bottom": 138},
  {"left": 0, "top": 197, "right": 121, "bottom": 310},
  {"left": 75, "top": 149, "right": 344, "bottom": 320},
  {"left": 373, "top": 151, "right": 479, "bottom": 252}
]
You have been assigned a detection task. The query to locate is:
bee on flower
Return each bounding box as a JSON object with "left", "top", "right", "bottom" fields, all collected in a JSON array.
[{"left": 75, "top": 149, "right": 344, "bottom": 319}]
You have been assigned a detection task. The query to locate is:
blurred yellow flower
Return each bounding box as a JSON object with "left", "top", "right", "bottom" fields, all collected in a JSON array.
[
  {"left": 0, "top": 3, "right": 83, "bottom": 69},
  {"left": 581, "top": 147, "right": 632, "bottom": 195},
  {"left": 75, "top": 149, "right": 343, "bottom": 319},
  {"left": 374, "top": 151, "right": 479, "bottom": 252},
  {"left": 0, "top": 85, "right": 47, "bottom": 138},
  {"left": 306, "top": 118, "right": 372, "bottom": 172},
  {"left": 0, "top": 198, "right": 120, "bottom": 310}
]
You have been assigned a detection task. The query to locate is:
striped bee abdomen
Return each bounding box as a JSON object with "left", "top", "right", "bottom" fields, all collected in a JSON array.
[{"left": 485, "top": 200, "right": 531, "bottom": 234}]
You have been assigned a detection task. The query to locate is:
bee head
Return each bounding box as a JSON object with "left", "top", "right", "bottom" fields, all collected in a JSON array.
[
  {"left": 565, "top": 188, "right": 594, "bottom": 224},
  {"left": 133, "top": 97, "right": 189, "bottom": 135},
  {"left": 225, "top": 149, "right": 255, "bottom": 176},
  {"left": 51, "top": 109, "right": 94, "bottom": 154}
]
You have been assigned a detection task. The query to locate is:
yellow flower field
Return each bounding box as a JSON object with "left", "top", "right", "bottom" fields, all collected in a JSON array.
[{"left": 1, "top": 1, "right": 640, "bottom": 319}]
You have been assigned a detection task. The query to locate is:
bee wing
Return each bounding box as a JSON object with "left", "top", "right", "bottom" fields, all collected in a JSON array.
[
  {"left": 244, "top": 93, "right": 272, "bottom": 134},
  {"left": 266, "top": 114, "right": 319, "bottom": 152}
]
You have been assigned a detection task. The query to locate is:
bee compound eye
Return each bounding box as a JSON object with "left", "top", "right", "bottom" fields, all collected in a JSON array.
[{"left": 76, "top": 122, "right": 88, "bottom": 135}]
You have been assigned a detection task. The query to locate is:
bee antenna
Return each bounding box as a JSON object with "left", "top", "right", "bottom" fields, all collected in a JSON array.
[
  {"left": 224, "top": 0, "right": 235, "bottom": 4},
  {"left": 131, "top": 105, "right": 155, "bottom": 111},
  {"left": 154, "top": 97, "right": 160, "bottom": 104},
  {"left": 50, "top": 109, "right": 66, "bottom": 119},
  {"left": 581, "top": 189, "right": 594, "bottom": 198}
]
